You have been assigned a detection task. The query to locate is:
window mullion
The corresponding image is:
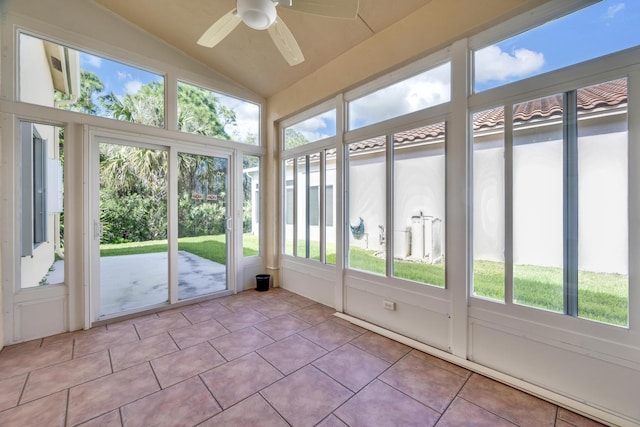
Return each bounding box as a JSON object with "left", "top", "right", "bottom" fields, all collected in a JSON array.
[
  {"left": 504, "top": 104, "right": 514, "bottom": 305},
  {"left": 563, "top": 91, "right": 579, "bottom": 317},
  {"left": 305, "top": 155, "right": 311, "bottom": 258}
]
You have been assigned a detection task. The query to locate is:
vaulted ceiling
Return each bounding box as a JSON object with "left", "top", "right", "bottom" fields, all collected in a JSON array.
[{"left": 94, "top": 0, "right": 432, "bottom": 98}]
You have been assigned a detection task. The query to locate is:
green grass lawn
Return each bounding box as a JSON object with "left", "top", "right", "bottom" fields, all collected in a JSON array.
[
  {"left": 100, "top": 234, "right": 259, "bottom": 264},
  {"left": 102, "top": 237, "right": 628, "bottom": 326}
]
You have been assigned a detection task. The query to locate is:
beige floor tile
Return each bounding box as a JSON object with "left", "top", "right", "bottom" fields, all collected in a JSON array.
[
  {"left": 258, "top": 334, "right": 327, "bottom": 375},
  {"left": 121, "top": 376, "right": 220, "bottom": 427},
  {"left": 252, "top": 300, "right": 299, "bottom": 318},
  {"left": 409, "top": 349, "right": 471, "bottom": 379},
  {"left": 168, "top": 319, "right": 229, "bottom": 349},
  {"left": 0, "top": 390, "right": 67, "bottom": 427},
  {"left": 74, "top": 325, "right": 139, "bottom": 358},
  {"left": 350, "top": 331, "right": 411, "bottom": 363},
  {"left": 21, "top": 350, "right": 111, "bottom": 403},
  {"left": 214, "top": 308, "right": 269, "bottom": 331},
  {"left": 335, "top": 379, "right": 439, "bottom": 427},
  {"left": 134, "top": 313, "right": 190, "bottom": 339},
  {"left": 379, "top": 353, "right": 467, "bottom": 412},
  {"left": 76, "top": 409, "right": 122, "bottom": 427},
  {"left": 437, "top": 397, "right": 517, "bottom": 426},
  {"left": 67, "top": 363, "right": 159, "bottom": 426},
  {"left": 290, "top": 304, "right": 336, "bottom": 325},
  {"left": 458, "top": 374, "right": 557, "bottom": 427},
  {"left": 151, "top": 342, "right": 226, "bottom": 389},
  {"left": 182, "top": 303, "right": 232, "bottom": 323},
  {"left": 199, "top": 393, "right": 288, "bottom": 426},
  {"left": 209, "top": 327, "right": 275, "bottom": 361},
  {"left": 109, "top": 333, "right": 178, "bottom": 371},
  {"left": 41, "top": 326, "right": 106, "bottom": 348},
  {"left": 254, "top": 314, "right": 311, "bottom": 340},
  {"left": 200, "top": 352, "right": 283, "bottom": 409},
  {"left": 556, "top": 407, "right": 607, "bottom": 427},
  {"left": 0, "top": 341, "right": 73, "bottom": 380},
  {"left": 299, "top": 320, "right": 362, "bottom": 351},
  {"left": 261, "top": 365, "right": 353, "bottom": 427},
  {"left": 313, "top": 343, "right": 390, "bottom": 392},
  {"left": 0, "top": 374, "right": 28, "bottom": 411},
  {"left": 316, "top": 414, "right": 349, "bottom": 427}
]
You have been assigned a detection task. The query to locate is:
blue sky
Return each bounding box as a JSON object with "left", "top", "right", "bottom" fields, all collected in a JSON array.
[
  {"left": 475, "top": 0, "right": 640, "bottom": 91},
  {"left": 78, "top": 1, "right": 639, "bottom": 139},
  {"left": 80, "top": 52, "right": 259, "bottom": 143}
]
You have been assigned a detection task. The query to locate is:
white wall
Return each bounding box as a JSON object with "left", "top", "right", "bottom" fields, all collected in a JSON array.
[{"left": 474, "top": 114, "right": 628, "bottom": 274}]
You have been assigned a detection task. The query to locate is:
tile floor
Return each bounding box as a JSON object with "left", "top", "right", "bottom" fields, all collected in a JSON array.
[{"left": 0, "top": 288, "right": 606, "bottom": 427}]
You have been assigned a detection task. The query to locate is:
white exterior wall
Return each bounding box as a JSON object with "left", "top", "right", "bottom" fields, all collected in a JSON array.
[
  {"left": 474, "top": 115, "right": 628, "bottom": 274},
  {"left": 18, "top": 35, "right": 59, "bottom": 287}
]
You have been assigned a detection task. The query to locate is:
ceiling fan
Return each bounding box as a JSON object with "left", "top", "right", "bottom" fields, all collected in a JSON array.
[{"left": 197, "top": 0, "right": 360, "bottom": 66}]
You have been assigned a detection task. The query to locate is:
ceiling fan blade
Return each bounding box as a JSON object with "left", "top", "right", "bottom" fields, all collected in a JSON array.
[
  {"left": 197, "top": 9, "right": 242, "bottom": 48},
  {"left": 267, "top": 18, "right": 304, "bottom": 66},
  {"left": 281, "top": 0, "right": 359, "bottom": 19}
]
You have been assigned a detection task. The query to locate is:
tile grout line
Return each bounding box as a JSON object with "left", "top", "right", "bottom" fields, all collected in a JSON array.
[{"left": 431, "top": 370, "right": 474, "bottom": 425}]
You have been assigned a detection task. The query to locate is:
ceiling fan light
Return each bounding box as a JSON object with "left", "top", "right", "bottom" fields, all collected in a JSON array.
[{"left": 237, "top": 0, "right": 277, "bottom": 30}]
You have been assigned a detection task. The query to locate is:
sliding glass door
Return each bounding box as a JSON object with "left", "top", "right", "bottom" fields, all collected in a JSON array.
[
  {"left": 177, "top": 152, "right": 228, "bottom": 300},
  {"left": 92, "top": 136, "right": 231, "bottom": 320}
]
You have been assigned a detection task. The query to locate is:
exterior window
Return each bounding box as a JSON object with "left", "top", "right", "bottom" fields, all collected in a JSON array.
[
  {"left": 20, "top": 121, "right": 64, "bottom": 288},
  {"left": 512, "top": 94, "right": 564, "bottom": 313},
  {"left": 20, "top": 33, "right": 164, "bottom": 128},
  {"left": 472, "top": 107, "right": 505, "bottom": 301},
  {"left": 392, "top": 124, "right": 446, "bottom": 287},
  {"left": 283, "top": 149, "right": 335, "bottom": 264},
  {"left": 576, "top": 79, "right": 628, "bottom": 325},
  {"left": 283, "top": 159, "right": 294, "bottom": 255},
  {"left": 296, "top": 156, "right": 308, "bottom": 258},
  {"left": 348, "top": 62, "right": 451, "bottom": 130},
  {"left": 472, "top": 79, "right": 629, "bottom": 327},
  {"left": 347, "top": 136, "right": 386, "bottom": 274},
  {"left": 325, "top": 149, "right": 337, "bottom": 264},
  {"left": 284, "top": 109, "right": 336, "bottom": 149},
  {"left": 473, "top": 0, "right": 640, "bottom": 92},
  {"left": 178, "top": 82, "right": 260, "bottom": 144},
  {"left": 243, "top": 155, "right": 260, "bottom": 256}
]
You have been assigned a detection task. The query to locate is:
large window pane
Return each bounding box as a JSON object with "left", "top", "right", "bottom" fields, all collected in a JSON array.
[
  {"left": 474, "top": 0, "right": 640, "bottom": 92},
  {"left": 348, "top": 136, "right": 386, "bottom": 274},
  {"left": 393, "top": 124, "right": 445, "bottom": 287},
  {"left": 348, "top": 63, "right": 451, "bottom": 130},
  {"left": 284, "top": 159, "right": 294, "bottom": 255},
  {"left": 512, "top": 94, "right": 563, "bottom": 312},
  {"left": 20, "top": 122, "right": 65, "bottom": 288},
  {"left": 99, "top": 143, "right": 168, "bottom": 315},
  {"left": 472, "top": 108, "right": 505, "bottom": 301},
  {"left": 178, "top": 82, "right": 260, "bottom": 144},
  {"left": 577, "top": 79, "right": 628, "bottom": 326},
  {"left": 20, "top": 33, "right": 164, "bottom": 127},
  {"left": 177, "top": 153, "right": 228, "bottom": 300},
  {"left": 243, "top": 155, "right": 260, "bottom": 256},
  {"left": 326, "top": 148, "right": 337, "bottom": 265},
  {"left": 297, "top": 156, "right": 308, "bottom": 258},
  {"left": 284, "top": 109, "right": 336, "bottom": 149}
]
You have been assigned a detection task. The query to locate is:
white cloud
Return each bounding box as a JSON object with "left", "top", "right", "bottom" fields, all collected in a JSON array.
[
  {"left": 117, "top": 71, "right": 133, "bottom": 81},
  {"left": 605, "top": 2, "right": 625, "bottom": 19},
  {"left": 124, "top": 80, "right": 143, "bottom": 94},
  {"left": 474, "top": 45, "right": 545, "bottom": 83},
  {"left": 83, "top": 54, "right": 102, "bottom": 68},
  {"left": 349, "top": 64, "right": 451, "bottom": 127}
]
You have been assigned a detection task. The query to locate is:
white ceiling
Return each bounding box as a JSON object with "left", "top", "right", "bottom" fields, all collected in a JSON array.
[{"left": 94, "top": 0, "right": 432, "bottom": 98}]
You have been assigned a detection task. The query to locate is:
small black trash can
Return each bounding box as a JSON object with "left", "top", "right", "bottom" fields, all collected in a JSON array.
[{"left": 256, "top": 274, "right": 271, "bottom": 292}]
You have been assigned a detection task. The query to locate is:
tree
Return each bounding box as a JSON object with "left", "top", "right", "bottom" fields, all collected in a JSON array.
[
  {"left": 284, "top": 128, "right": 310, "bottom": 149},
  {"left": 56, "top": 70, "right": 105, "bottom": 114}
]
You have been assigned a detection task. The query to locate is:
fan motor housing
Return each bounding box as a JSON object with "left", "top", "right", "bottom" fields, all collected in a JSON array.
[{"left": 238, "top": 0, "right": 277, "bottom": 30}]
